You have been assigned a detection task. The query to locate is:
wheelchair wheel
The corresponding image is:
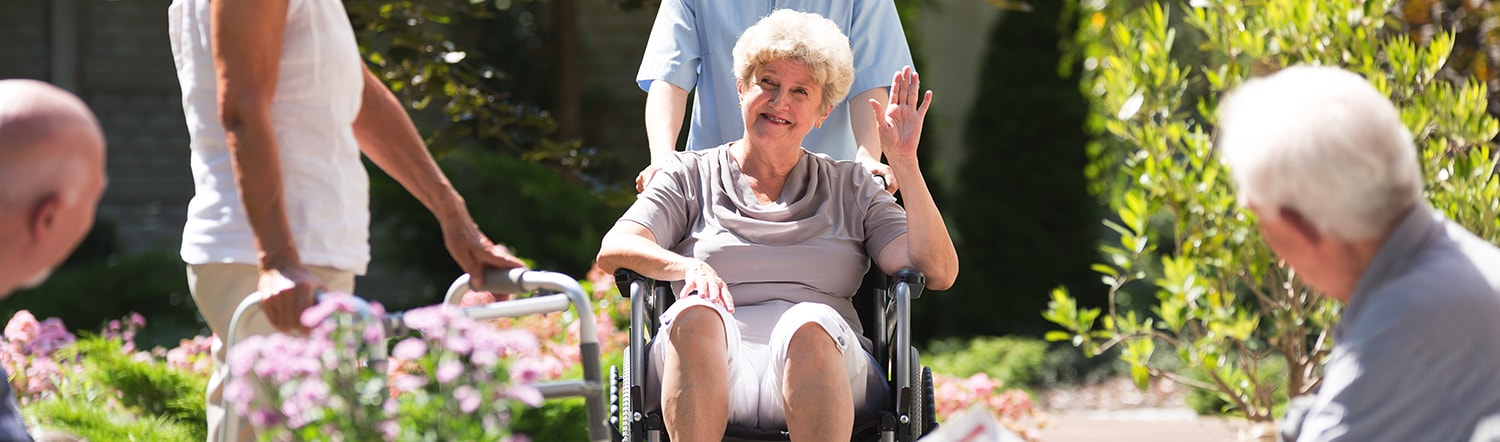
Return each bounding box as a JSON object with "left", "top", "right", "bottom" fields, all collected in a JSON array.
[
  {"left": 617, "top": 352, "right": 633, "bottom": 442},
  {"left": 921, "top": 366, "right": 937, "bottom": 434},
  {"left": 609, "top": 363, "right": 627, "bottom": 442}
]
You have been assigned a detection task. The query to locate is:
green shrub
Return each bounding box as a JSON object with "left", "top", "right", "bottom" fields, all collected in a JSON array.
[
  {"left": 1035, "top": 344, "right": 1125, "bottom": 388},
  {"left": 27, "top": 396, "right": 197, "bottom": 442},
  {"left": 924, "top": 336, "right": 1048, "bottom": 389},
  {"left": 25, "top": 337, "right": 205, "bottom": 441},
  {"left": 1046, "top": 0, "right": 1499, "bottom": 423},
  {"left": 66, "top": 337, "right": 207, "bottom": 437},
  {"left": 511, "top": 397, "right": 591, "bottom": 441},
  {"left": 5, "top": 250, "right": 203, "bottom": 349}
]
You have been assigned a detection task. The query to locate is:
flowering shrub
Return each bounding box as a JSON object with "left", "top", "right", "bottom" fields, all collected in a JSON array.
[
  {"left": 459, "top": 265, "right": 629, "bottom": 382},
  {"left": 932, "top": 372, "right": 1039, "bottom": 441},
  {"left": 161, "top": 334, "right": 214, "bottom": 376},
  {"left": 1, "top": 311, "right": 79, "bottom": 402},
  {"left": 0, "top": 311, "right": 210, "bottom": 441},
  {"left": 226, "top": 295, "right": 543, "bottom": 442}
]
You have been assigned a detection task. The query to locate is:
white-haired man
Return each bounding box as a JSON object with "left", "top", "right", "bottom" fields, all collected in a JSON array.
[
  {"left": 0, "top": 79, "right": 109, "bottom": 442},
  {"left": 1216, "top": 65, "right": 1500, "bottom": 441}
]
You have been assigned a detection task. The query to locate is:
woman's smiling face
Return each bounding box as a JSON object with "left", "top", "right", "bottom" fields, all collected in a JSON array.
[{"left": 738, "top": 58, "right": 831, "bottom": 150}]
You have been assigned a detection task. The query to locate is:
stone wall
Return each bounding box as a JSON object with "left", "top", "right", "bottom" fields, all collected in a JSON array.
[{"left": 0, "top": 0, "right": 194, "bottom": 255}]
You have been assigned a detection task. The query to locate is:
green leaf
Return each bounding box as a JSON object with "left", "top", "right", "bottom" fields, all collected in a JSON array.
[
  {"left": 1045, "top": 330, "right": 1072, "bottom": 342},
  {"left": 1131, "top": 364, "right": 1151, "bottom": 391}
]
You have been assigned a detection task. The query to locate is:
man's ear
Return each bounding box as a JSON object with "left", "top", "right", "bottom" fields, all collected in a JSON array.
[
  {"left": 27, "top": 194, "right": 62, "bottom": 241},
  {"left": 1279, "top": 206, "right": 1322, "bottom": 246}
]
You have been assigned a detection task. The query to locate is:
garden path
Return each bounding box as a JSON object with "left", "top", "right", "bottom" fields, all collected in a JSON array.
[{"left": 1032, "top": 376, "right": 1255, "bottom": 441}]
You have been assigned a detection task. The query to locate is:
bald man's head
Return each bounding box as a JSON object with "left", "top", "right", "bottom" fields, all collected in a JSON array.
[{"left": 0, "top": 79, "right": 107, "bottom": 297}]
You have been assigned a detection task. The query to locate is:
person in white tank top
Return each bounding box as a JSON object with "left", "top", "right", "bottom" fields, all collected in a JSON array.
[{"left": 168, "top": 0, "right": 525, "bottom": 440}]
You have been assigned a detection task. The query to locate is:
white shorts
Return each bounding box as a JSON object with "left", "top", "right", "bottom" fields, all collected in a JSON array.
[{"left": 646, "top": 297, "right": 887, "bottom": 428}]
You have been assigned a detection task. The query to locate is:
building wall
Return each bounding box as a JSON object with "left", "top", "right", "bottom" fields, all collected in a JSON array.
[
  {"left": 1, "top": 0, "right": 194, "bottom": 256},
  {"left": 576, "top": 2, "right": 655, "bottom": 174}
]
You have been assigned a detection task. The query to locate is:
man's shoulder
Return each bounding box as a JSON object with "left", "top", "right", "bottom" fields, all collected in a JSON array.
[{"left": 1351, "top": 233, "right": 1500, "bottom": 348}]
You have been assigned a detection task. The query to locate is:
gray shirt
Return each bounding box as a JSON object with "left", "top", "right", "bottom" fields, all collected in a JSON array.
[
  {"left": 622, "top": 146, "right": 908, "bottom": 349},
  {"left": 1281, "top": 205, "right": 1500, "bottom": 442},
  {"left": 0, "top": 367, "right": 31, "bottom": 442}
]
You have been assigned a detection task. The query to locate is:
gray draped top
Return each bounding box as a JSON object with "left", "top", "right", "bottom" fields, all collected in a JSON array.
[{"left": 622, "top": 145, "right": 908, "bottom": 350}]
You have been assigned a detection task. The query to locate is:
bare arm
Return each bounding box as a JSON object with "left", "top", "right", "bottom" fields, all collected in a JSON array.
[
  {"left": 212, "top": 0, "right": 326, "bottom": 333},
  {"left": 636, "top": 80, "right": 690, "bottom": 192},
  {"left": 870, "top": 67, "right": 958, "bottom": 289},
  {"left": 213, "top": 0, "right": 294, "bottom": 271},
  {"left": 597, "top": 220, "right": 733, "bottom": 311},
  {"left": 850, "top": 87, "right": 897, "bottom": 192},
  {"left": 353, "top": 67, "right": 524, "bottom": 284}
]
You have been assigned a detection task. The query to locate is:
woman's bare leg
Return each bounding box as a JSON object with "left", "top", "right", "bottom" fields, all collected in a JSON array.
[
  {"left": 661, "top": 306, "right": 730, "bottom": 441},
  {"left": 782, "top": 323, "right": 853, "bottom": 441}
]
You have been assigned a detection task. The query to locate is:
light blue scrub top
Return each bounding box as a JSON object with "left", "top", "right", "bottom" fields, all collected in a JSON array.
[{"left": 636, "top": 0, "right": 915, "bottom": 161}]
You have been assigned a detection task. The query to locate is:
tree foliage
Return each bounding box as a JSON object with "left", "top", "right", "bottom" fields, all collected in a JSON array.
[
  {"left": 345, "top": 0, "right": 640, "bottom": 303},
  {"left": 1047, "top": 0, "right": 1499, "bottom": 423}
]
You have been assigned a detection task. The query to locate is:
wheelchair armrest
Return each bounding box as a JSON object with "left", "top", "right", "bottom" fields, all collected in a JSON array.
[
  {"left": 892, "top": 269, "right": 926, "bottom": 299},
  {"left": 613, "top": 269, "right": 655, "bottom": 298}
]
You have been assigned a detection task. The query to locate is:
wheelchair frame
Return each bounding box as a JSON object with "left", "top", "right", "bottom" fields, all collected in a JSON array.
[
  {"left": 608, "top": 268, "right": 937, "bottom": 442},
  {"left": 220, "top": 268, "right": 612, "bottom": 442}
]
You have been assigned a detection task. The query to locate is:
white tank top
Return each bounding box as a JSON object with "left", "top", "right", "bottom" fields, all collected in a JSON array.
[{"left": 169, "top": 0, "right": 370, "bottom": 273}]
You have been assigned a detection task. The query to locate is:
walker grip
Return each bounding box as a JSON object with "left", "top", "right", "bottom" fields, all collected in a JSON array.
[{"left": 473, "top": 267, "right": 532, "bottom": 293}]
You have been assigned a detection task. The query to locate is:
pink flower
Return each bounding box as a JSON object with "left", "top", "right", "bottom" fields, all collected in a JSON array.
[
  {"left": 471, "top": 349, "right": 498, "bottom": 367},
  {"left": 454, "top": 385, "right": 481, "bottom": 413},
  {"left": 436, "top": 360, "right": 463, "bottom": 384},
  {"left": 508, "top": 359, "right": 541, "bottom": 385},
  {"left": 444, "top": 335, "right": 473, "bottom": 355},
  {"left": 392, "top": 338, "right": 427, "bottom": 360},
  {"left": 224, "top": 379, "right": 256, "bottom": 412},
  {"left": 29, "top": 318, "right": 75, "bottom": 357},
  {"left": 379, "top": 420, "right": 400, "bottom": 440},
  {"left": 20, "top": 357, "right": 60, "bottom": 399},
  {"left": 4, "top": 311, "right": 39, "bottom": 345},
  {"left": 248, "top": 408, "right": 282, "bottom": 427},
  {"left": 460, "top": 290, "right": 498, "bottom": 308},
  {"left": 299, "top": 293, "right": 374, "bottom": 329},
  {"left": 401, "top": 306, "right": 457, "bottom": 335},
  {"left": 167, "top": 335, "right": 214, "bottom": 374},
  {"left": 499, "top": 385, "right": 543, "bottom": 407},
  {"left": 363, "top": 323, "right": 384, "bottom": 346},
  {"left": 392, "top": 374, "right": 425, "bottom": 393}
]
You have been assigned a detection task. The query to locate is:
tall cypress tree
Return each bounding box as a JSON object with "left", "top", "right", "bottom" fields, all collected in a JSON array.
[{"left": 915, "top": 1, "right": 1103, "bottom": 339}]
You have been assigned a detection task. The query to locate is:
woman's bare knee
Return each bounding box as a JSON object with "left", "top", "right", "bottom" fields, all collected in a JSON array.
[
  {"left": 787, "top": 323, "right": 837, "bottom": 356},
  {"left": 666, "top": 306, "right": 728, "bottom": 361},
  {"left": 671, "top": 306, "right": 725, "bottom": 339}
]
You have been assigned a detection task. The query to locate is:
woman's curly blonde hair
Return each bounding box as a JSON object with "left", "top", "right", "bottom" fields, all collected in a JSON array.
[{"left": 732, "top": 9, "right": 856, "bottom": 110}]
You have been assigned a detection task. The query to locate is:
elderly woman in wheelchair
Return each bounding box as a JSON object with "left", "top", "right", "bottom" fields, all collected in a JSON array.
[{"left": 595, "top": 9, "right": 957, "bottom": 442}]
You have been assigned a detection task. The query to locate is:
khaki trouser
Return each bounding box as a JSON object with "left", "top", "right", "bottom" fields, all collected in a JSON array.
[{"left": 189, "top": 263, "right": 354, "bottom": 442}]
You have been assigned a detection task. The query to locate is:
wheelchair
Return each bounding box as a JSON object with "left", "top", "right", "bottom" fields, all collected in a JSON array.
[{"left": 608, "top": 267, "right": 938, "bottom": 442}]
